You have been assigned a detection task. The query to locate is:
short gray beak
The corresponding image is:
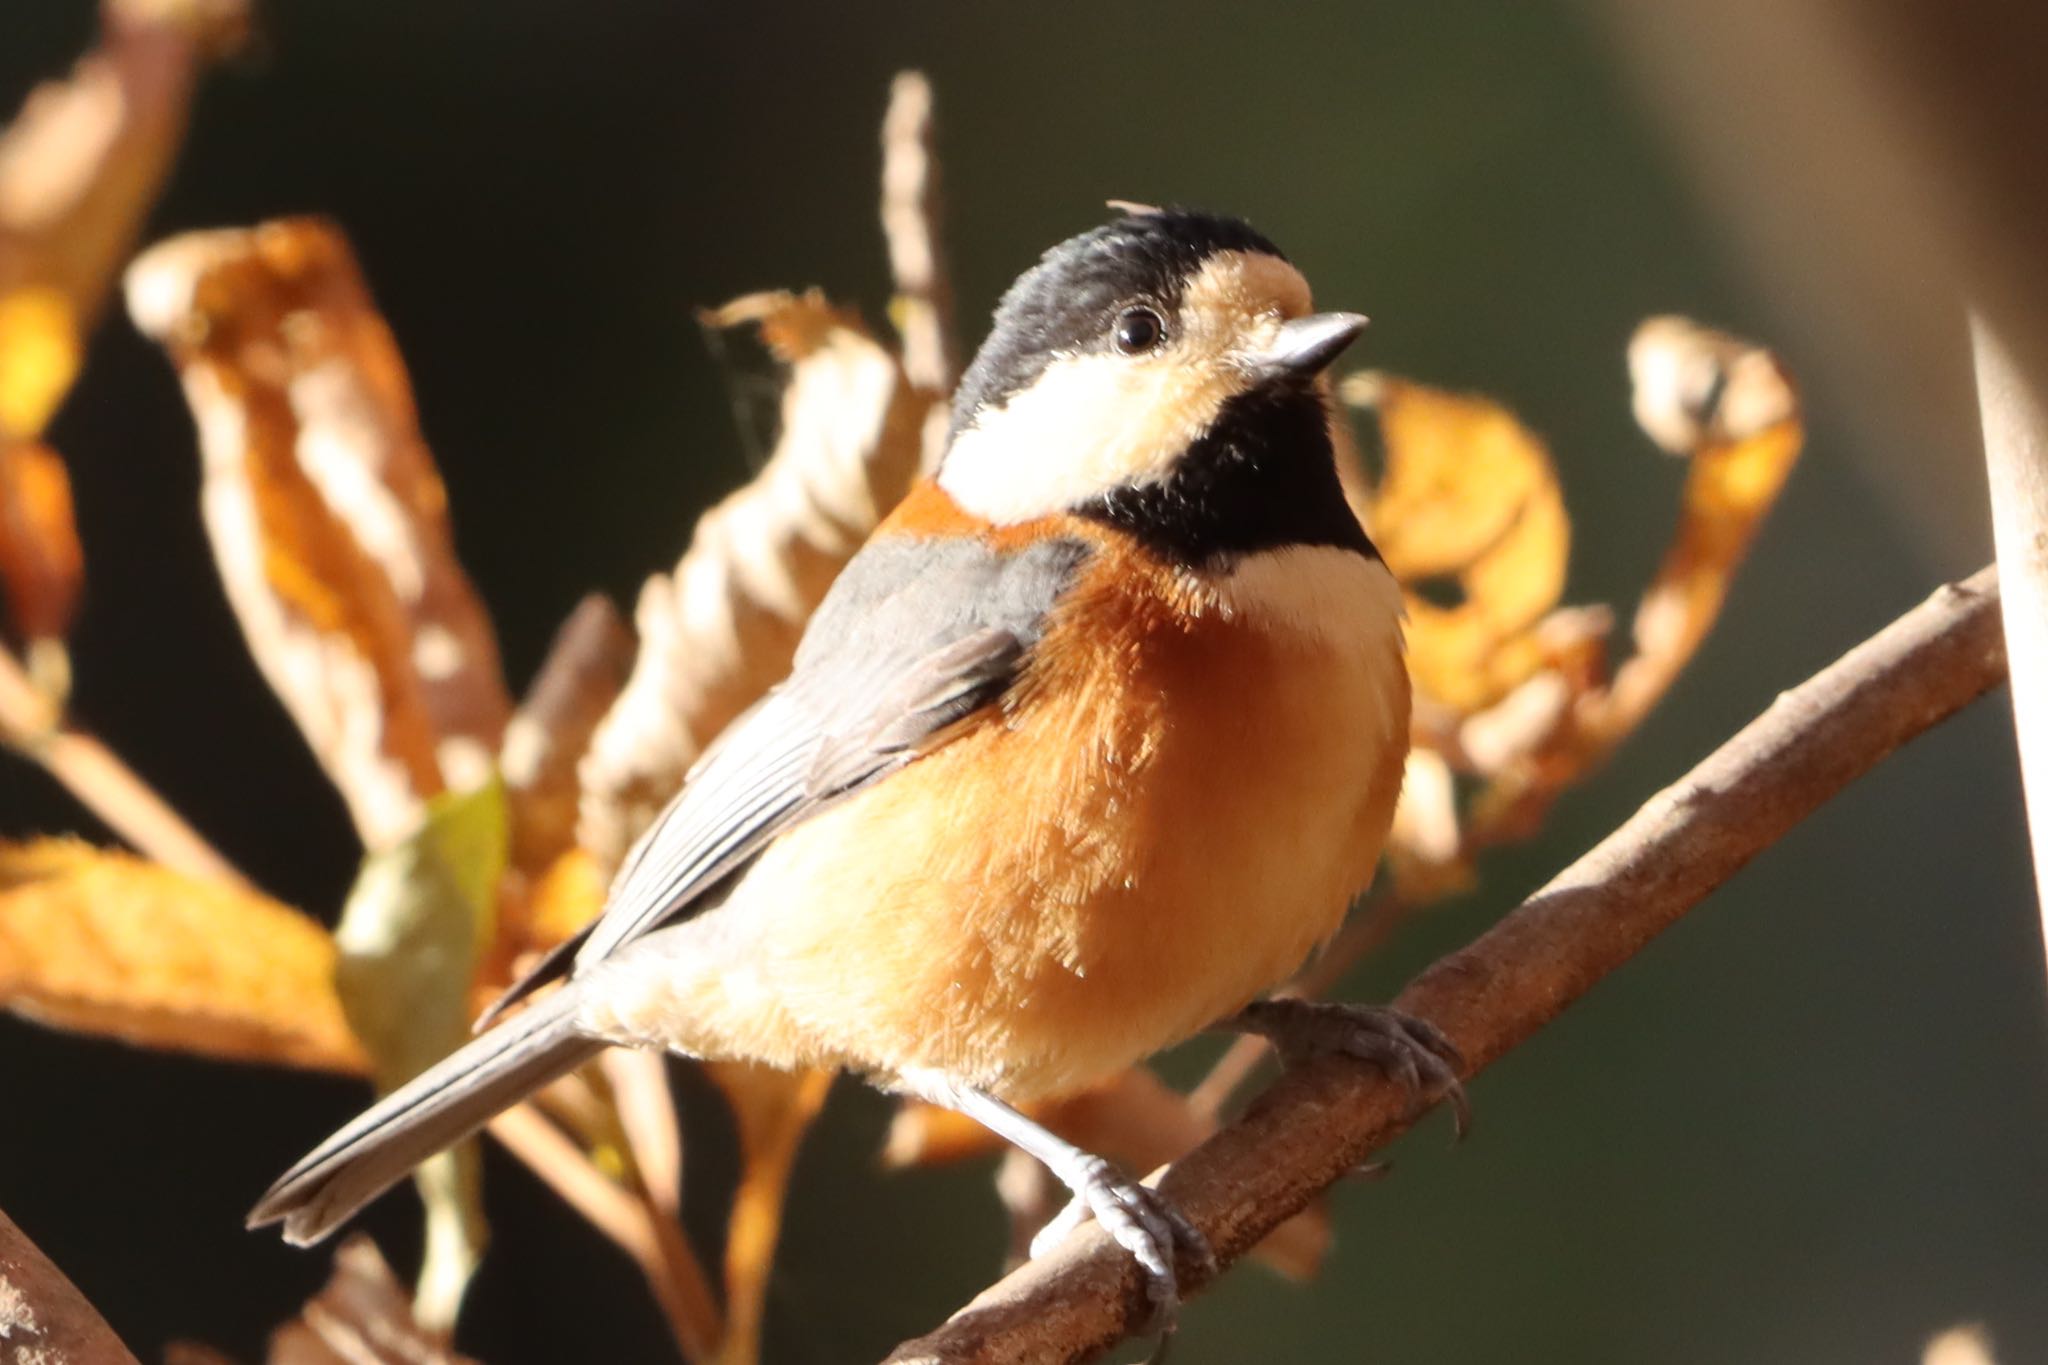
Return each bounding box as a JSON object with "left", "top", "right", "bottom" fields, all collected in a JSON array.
[{"left": 1243, "top": 311, "right": 1369, "bottom": 381}]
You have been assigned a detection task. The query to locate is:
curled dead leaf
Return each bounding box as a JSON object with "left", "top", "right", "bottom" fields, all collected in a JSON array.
[
  {"left": 0, "top": 440, "right": 82, "bottom": 654},
  {"left": 1597, "top": 318, "right": 1803, "bottom": 744},
  {"left": 1347, "top": 372, "right": 1572, "bottom": 714},
  {"left": 125, "top": 219, "right": 511, "bottom": 852},
  {"left": 268, "top": 1236, "right": 482, "bottom": 1365},
  {"left": 1349, "top": 331, "right": 1800, "bottom": 886},
  {"left": 501, "top": 594, "right": 632, "bottom": 881},
  {"left": 576, "top": 289, "right": 928, "bottom": 872},
  {"left": 0, "top": 289, "right": 78, "bottom": 439},
  {"left": 0, "top": 838, "right": 364, "bottom": 1072},
  {"left": 0, "top": 0, "right": 247, "bottom": 364}
]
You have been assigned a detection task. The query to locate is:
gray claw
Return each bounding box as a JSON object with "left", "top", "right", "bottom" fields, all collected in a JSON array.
[
  {"left": 1239, "top": 999, "right": 1471, "bottom": 1137},
  {"left": 1047, "top": 1155, "right": 1212, "bottom": 1341}
]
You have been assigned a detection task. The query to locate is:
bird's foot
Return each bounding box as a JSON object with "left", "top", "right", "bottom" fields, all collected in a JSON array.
[
  {"left": 1032, "top": 1154, "right": 1214, "bottom": 1340},
  {"left": 1233, "top": 998, "right": 1470, "bottom": 1135}
]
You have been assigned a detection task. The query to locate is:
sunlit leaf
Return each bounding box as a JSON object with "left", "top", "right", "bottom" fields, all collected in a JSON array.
[
  {"left": 577, "top": 289, "right": 928, "bottom": 871},
  {"left": 0, "top": 838, "right": 364, "bottom": 1072},
  {"left": 0, "top": 0, "right": 246, "bottom": 386},
  {"left": 0, "top": 440, "right": 82, "bottom": 652},
  {"left": 0, "top": 289, "right": 78, "bottom": 439},
  {"left": 501, "top": 595, "right": 632, "bottom": 881},
  {"left": 333, "top": 779, "right": 509, "bottom": 1333},
  {"left": 1347, "top": 372, "right": 1571, "bottom": 714},
  {"left": 476, "top": 845, "right": 603, "bottom": 1020},
  {"left": 124, "top": 219, "right": 511, "bottom": 852}
]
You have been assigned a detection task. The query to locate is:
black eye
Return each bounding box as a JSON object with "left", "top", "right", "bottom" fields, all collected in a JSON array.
[{"left": 1112, "top": 306, "right": 1166, "bottom": 355}]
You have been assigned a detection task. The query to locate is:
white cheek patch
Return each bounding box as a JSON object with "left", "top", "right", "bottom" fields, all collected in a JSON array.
[
  {"left": 938, "top": 249, "right": 1319, "bottom": 526},
  {"left": 938, "top": 348, "right": 1238, "bottom": 524}
]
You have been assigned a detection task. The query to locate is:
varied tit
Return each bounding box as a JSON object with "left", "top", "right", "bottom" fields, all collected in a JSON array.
[{"left": 251, "top": 207, "right": 1463, "bottom": 1329}]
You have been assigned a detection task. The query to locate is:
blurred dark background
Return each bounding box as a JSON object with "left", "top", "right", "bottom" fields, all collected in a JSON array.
[{"left": 3, "top": 2, "right": 2044, "bottom": 1362}]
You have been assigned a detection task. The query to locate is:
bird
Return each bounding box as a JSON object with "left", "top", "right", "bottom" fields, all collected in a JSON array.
[{"left": 250, "top": 206, "right": 1463, "bottom": 1331}]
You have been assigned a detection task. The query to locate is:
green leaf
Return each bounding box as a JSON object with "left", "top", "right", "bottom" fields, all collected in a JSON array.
[{"left": 333, "top": 775, "right": 508, "bottom": 1334}]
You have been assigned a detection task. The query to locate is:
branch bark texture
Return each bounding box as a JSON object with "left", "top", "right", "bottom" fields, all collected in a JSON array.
[
  {"left": 0, "top": 1205, "right": 139, "bottom": 1365},
  {"left": 887, "top": 566, "right": 2006, "bottom": 1364}
]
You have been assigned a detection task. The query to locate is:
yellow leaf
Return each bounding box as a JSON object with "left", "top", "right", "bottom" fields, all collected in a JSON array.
[
  {"left": 1350, "top": 373, "right": 1572, "bottom": 715},
  {"left": 524, "top": 846, "right": 606, "bottom": 950},
  {"left": 333, "top": 778, "right": 508, "bottom": 1333},
  {"left": 0, "top": 1, "right": 247, "bottom": 438},
  {"left": 0, "top": 290, "right": 79, "bottom": 438},
  {"left": 1588, "top": 318, "right": 1805, "bottom": 747},
  {"left": 125, "top": 220, "right": 511, "bottom": 853},
  {"left": 0, "top": 838, "right": 365, "bottom": 1073}
]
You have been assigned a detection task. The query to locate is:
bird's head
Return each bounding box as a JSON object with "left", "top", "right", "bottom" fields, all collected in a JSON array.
[{"left": 939, "top": 208, "right": 1370, "bottom": 564}]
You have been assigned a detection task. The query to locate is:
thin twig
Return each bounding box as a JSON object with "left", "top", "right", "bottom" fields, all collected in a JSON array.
[
  {"left": 887, "top": 566, "right": 2005, "bottom": 1364},
  {"left": 1971, "top": 318, "right": 2048, "bottom": 923},
  {"left": 0, "top": 1203, "right": 141, "bottom": 1364},
  {"left": 0, "top": 643, "right": 247, "bottom": 886},
  {"left": 488, "top": 1102, "right": 722, "bottom": 1364},
  {"left": 603, "top": 1048, "right": 685, "bottom": 1215}
]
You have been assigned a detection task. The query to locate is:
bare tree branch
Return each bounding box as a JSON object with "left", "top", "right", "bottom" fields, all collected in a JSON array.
[
  {"left": 887, "top": 565, "right": 2006, "bottom": 1365},
  {"left": 0, "top": 643, "right": 248, "bottom": 887},
  {"left": 0, "top": 1204, "right": 140, "bottom": 1365}
]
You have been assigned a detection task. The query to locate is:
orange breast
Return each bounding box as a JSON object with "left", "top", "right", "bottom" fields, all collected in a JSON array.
[
  {"left": 627, "top": 535, "right": 1412, "bottom": 1101},
  {"left": 593, "top": 532, "right": 1417, "bottom": 1096}
]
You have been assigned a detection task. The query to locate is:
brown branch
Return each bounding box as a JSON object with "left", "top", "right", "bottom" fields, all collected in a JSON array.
[
  {"left": 0, "top": 1203, "right": 141, "bottom": 1364},
  {"left": 0, "top": 643, "right": 247, "bottom": 886},
  {"left": 887, "top": 566, "right": 2006, "bottom": 1364}
]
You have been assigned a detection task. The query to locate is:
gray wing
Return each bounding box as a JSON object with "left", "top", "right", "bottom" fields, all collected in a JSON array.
[{"left": 491, "top": 532, "right": 1092, "bottom": 1012}]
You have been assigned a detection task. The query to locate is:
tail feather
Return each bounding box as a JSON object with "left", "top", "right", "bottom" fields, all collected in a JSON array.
[{"left": 249, "top": 988, "right": 603, "bottom": 1245}]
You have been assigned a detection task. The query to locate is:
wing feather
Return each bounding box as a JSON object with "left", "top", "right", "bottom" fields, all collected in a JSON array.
[{"left": 484, "top": 530, "right": 1091, "bottom": 1016}]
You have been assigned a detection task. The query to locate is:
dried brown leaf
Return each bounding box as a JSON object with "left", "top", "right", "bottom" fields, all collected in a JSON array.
[
  {"left": 0, "top": 838, "right": 365, "bottom": 1072},
  {"left": 576, "top": 290, "right": 927, "bottom": 871},
  {"left": 124, "top": 219, "right": 511, "bottom": 851},
  {"left": 268, "top": 1236, "right": 481, "bottom": 1365},
  {"left": 1596, "top": 318, "right": 1804, "bottom": 742},
  {"left": 0, "top": 440, "right": 81, "bottom": 648},
  {"left": 0, "top": 0, "right": 247, "bottom": 407},
  {"left": 879, "top": 71, "right": 958, "bottom": 474},
  {"left": 0, "top": 288, "right": 78, "bottom": 441},
  {"left": 1348, "top": 372, "right": 1572, "bottom": 714},
  {"left": 501, "top": 594, "right": 632, "bottom": 881},
  {"left": 1198, "top": 325, "right": 1803, "bottom": 1123}
]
